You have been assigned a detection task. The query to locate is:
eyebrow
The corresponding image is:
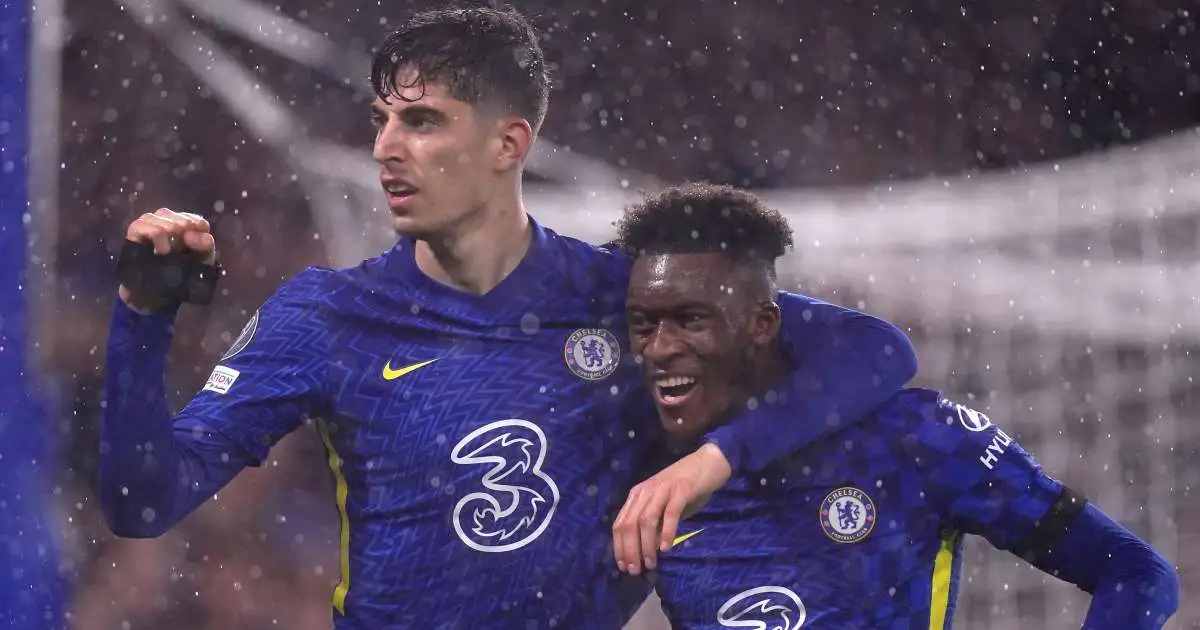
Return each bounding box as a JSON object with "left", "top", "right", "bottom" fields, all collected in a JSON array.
[
  {"left": 372, "top": 103, "right": 448, "bottom": 119},
  {"left": 627, "top": 300, "right": 714, "bottom": 315},
  {"left": 398, "top": 104, "right": 447, "bottom": 120}
]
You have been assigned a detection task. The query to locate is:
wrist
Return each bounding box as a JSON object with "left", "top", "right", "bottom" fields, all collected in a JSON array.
[
  {"left": 703, "top": 427, "right": 744, "bottom": 473},
  {"left": 118, "top": 284, "right": 175, "bottom": 315},
  {"left": 695, "top": 442, "right": 733, "bottom": 490}
]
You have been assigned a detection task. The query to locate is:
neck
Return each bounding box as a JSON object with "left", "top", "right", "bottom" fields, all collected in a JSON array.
[{"left": 414, "top": 184, "right": 531, "bottom": 295}]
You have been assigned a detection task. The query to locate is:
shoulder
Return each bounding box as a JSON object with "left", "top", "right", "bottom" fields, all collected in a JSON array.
[
  {"left": 774, "top": 291, "right": 901, "bottom": 328},
  {"left": 274, "top": 265, "right": 339, "bottom": 299},
  {"left": 332, "top": 243, "right": 405, "bottom": 284},
  {"left": 255, "top": 265, "right": 350, "bottom": 321},
  {"left": 871, "top": 388, "right": 1025, "bottom": 474},
  {"left": 290, "top": 244, "right": 419, "bottom": 301},
  {"left": 775, "top": 290, "right": 825, "bottom": 306},
  {"left": 862, "top": 388, "right": 950, "bottom": 451},
  {"left": 256, "top": 256, "right": 384, "bottom": 325},
  {"left": 900, "top": 391, "right": 1000, "bottom": 447},
  {"left": 538, "top": 223, "right": 632, "bottom": 301},
  {"left": 231, "top": 266, "right": 338, "bottom": 349},
  {"left": 869, "top": 388, "right": 969, "bottom": 435},
  {"left": 876, "top": 388, "right": 944, "bottom": 422},
  {"left": 763, "top": 388, "right": 942, "bottom": 477},
  {"left": 543, "top": 225, "right": 632, "bottom": 273}
]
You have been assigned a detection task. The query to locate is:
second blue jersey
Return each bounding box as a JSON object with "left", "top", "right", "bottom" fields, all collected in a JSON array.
[{"left": 656, "top": 388, "right": 1066, "bottom": 630}]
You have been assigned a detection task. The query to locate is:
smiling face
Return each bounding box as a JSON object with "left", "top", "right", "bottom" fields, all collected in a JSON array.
[{"left": 626, "top": 253, "right": 781, "bottom": 439}]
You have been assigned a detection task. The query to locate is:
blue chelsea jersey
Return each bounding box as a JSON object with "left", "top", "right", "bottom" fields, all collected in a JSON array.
[
  {"left": 656, "top": 388, "right": 1067, "bottom": 630},
  {"left": 125, "top": 216, "right": 920, "bottom": 629},
  {"left": 182, "top": 221, "right": 653, "bottom": 629}
]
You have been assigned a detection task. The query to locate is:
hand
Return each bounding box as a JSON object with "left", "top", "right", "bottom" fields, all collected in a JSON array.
[
  {"left": 118, "top": 208, "right": 216, "bottom": 312},
  {"left": 612, "top": 442, "right": 733, "bottom": 575}
]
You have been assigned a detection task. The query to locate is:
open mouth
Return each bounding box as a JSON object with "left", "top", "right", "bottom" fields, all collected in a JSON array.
[
  {"left": 383, "top": 184, "right": 419, "bottom": 207},
  {"left": 655, "top": 376, "right": 698, "bottom": 406}
]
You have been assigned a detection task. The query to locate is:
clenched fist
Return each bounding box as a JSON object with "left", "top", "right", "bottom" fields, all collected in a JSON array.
[{"left": 118, "top": 208, "right": 217, "bottom": 312}]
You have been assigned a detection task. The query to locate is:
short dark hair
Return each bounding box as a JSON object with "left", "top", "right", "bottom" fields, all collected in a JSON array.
[
  {"left": 616, "top": 183, "right": 794, "bottom": 274},
  {"left": 370, "top": 5, "right": 549, "bottom": 134}
]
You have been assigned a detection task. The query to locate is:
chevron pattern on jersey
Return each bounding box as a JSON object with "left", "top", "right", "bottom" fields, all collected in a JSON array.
[{"left": 658, "top": 389, "right": 1064, "bottom": 630}]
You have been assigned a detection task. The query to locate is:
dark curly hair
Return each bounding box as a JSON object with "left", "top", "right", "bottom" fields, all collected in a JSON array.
[
  {"left": 370, "top": 5, "right": 549, "bottom": 133},
  {"left": 616, "top": 183, "right": 794, "bottom": 275}
]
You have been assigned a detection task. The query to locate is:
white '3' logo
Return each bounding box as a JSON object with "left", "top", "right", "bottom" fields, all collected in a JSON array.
[
  {"left": 717, "top": 585, "right": 807, "bottom": 630},
  {"left": 450, "top": 419, "right": 560, "bottom": 552}
]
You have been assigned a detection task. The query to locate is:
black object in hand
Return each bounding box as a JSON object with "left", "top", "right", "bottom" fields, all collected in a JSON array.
[{"left": 116, "top": 240, "right": 221, "bottom": 306}]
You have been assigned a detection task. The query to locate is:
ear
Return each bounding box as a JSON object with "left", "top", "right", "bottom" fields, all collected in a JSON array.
[
  {"left": 493, "top": 116, "right": 534, "bottom": 173},
  {"left": 750, "top": 299, "right": 782, "bottom": 346}
]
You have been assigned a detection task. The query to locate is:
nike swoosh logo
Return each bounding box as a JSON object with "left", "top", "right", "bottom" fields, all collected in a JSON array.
[
  {"left": 382, "top": 358, "right": 437, "bottom": 381},
  {"left": 672, "top": 528, "right": 704, "bottom": 548}
]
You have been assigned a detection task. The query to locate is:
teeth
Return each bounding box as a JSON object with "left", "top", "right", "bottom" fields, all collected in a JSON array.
[{"left": 656, "top": 376, "right": 696, "bottom": 388}]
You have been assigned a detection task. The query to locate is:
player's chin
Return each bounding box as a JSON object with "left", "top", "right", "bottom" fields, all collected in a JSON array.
[
  {"left": 654, "top": 391, "right": 710, "bottom": 439},
  {"left": 390, "top": 213, "right": 435, "bottom": 239},
  {"left": 657, "top": 413, "right": 709, "bottom": 441}
]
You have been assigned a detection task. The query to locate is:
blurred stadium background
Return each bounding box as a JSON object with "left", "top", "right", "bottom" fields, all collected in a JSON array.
[{"left": 2, "top": 0, "right": 1198, "bottom": 627}]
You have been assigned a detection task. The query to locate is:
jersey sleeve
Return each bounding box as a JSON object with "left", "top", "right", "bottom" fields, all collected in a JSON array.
[
  {"left": 904, "top": 395, "right": 1180, "bottom": 628},
  {"left": 903, "top": 395, "right": 1067, "bottom": 553},
  {"left": 177, "top": 267, "right": 332, "bottom": 464},
  {"left": 704, "top": 292, "right": 918, "bottom": 472},
  {"left": 100, "top": 267, "right": 331, "bottom": 537}
]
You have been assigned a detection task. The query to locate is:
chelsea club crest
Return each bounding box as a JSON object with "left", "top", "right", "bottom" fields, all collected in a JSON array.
[
  {"left": 564, "top": 328, "right": 620, "bottom": 381},
  {"left": 819, "top": 486, "right": 877, "bottom": 544}
]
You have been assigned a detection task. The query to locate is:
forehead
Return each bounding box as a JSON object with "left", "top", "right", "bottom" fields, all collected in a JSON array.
[
  {"left": 628, "top": 253, "right": 738, "bottom": 301},
  {"left": 372, "top": 65, "right": 466, "bottom": 112}
]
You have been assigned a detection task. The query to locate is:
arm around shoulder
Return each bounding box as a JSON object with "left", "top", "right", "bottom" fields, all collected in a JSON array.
[{"left": 705, "top": 292, "right": 917, "bottom": 472}]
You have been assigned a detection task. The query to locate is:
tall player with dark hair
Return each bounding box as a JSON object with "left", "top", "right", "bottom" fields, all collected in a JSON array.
[
  {"left": 100, "top": 7, "right": 918, "bottom": 629},
  {"left": 616, "top": 183, "right": 1179, "bottom": 629}
]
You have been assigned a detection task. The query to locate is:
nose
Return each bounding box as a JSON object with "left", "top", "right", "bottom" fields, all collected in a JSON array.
[
  {"left": 641, "top": 321, "right": 686, "bottom": 365},
  {"left": 371, "top": 120, "right": 409, "bottom": 165}
]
